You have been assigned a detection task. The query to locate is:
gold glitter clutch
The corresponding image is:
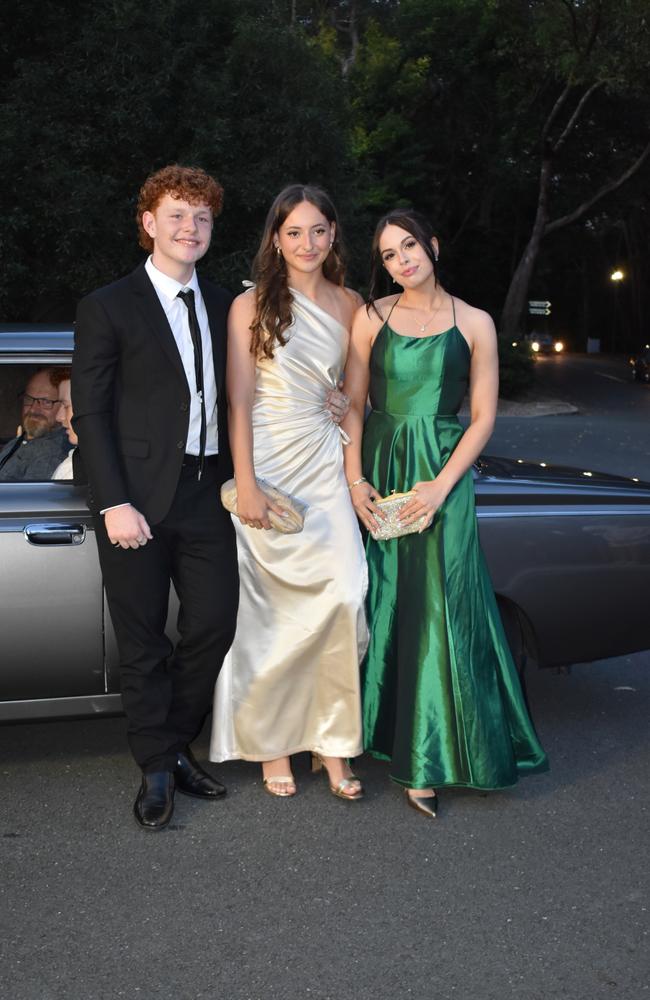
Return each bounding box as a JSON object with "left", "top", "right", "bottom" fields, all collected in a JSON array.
[
  {"left": 370, "top": 490, "right": 427, "bottom": 541},
  {"left": 220, "top": 478, "right": 308, "bottom": 534}
]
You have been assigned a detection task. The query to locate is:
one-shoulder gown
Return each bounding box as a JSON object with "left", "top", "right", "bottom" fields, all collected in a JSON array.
[
  {"left": 361, "top": 305, "right": 548, "bottom": 789},
  {"left": 210, "top": 289, "right": 368, "bottom": 762}
]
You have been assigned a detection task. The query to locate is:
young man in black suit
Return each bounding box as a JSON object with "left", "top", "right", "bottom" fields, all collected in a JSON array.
[{"left": 72, "top": 165, "right": 238, "bottom": 831}]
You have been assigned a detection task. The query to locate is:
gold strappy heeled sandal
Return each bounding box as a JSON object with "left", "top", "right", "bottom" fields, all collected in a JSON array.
[
  {"left": 262, "top": 774, "right": 296, "bottom": 798},
  {"left": 311, "top": 753, "right": 364, "bottom": 801}
]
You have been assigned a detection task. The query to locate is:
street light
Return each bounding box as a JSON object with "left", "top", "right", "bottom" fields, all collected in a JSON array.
[{"left": 610, "top": 269, "right": 625, "bottom": 354}]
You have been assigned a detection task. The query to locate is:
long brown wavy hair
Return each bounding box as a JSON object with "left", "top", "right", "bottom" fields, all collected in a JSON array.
[{"left": 250, "top": 184, "right": 346, "bottom": 359}]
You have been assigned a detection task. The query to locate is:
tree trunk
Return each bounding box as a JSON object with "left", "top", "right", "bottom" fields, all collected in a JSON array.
[
  {"left": 499, "top": 138, "right": 650, "bottom": 338},
  {"left": 499, "top": 159, "right": 551, "bottom": 338},
  {"left": 500, "top": 227, "right": 546, "bottom": 339}
]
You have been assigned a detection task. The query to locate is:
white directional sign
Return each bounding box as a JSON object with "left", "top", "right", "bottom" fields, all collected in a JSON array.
[
  {"left": 528, "top": 300, "right": 551, "bottom": 308},
  {"left": 529, "top": 306, "right": 551, "bottom": 315}
]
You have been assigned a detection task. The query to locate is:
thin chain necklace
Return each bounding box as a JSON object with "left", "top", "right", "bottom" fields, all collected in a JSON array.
[{"left": 414, "top": 291, "right": 446, "bottom": 333}]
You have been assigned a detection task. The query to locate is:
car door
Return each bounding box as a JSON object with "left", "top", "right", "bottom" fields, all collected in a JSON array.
[
  {"left": 475, "top": 462, "right": 650, "bottom": 667},
  {"left": 0, "top": 341, "right": 106, "bottom": 715},
  {"left": 0, "top": 480, "right": 104, "bottom": 703}
]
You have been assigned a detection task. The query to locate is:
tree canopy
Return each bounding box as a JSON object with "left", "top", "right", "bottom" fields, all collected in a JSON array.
[{"left": 1, "top": 0, "right": 648, "bottom": 356}]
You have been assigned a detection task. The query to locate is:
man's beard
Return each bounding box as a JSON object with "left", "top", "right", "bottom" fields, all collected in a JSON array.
[{"left": 22, "top": 414, "right": 51, "bottom": 439}]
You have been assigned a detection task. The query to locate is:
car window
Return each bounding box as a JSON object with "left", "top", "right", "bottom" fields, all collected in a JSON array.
[
  {"left": 0, "top": 364, "right": 32, "bottom": 442},
  {"left": 0, "top": 363, "right": 73, "bottom": 482}
]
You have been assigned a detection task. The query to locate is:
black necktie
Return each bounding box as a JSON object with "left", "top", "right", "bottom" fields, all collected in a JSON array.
[{"left": 177, "top": 288, "right": 206, "bottom": 479}]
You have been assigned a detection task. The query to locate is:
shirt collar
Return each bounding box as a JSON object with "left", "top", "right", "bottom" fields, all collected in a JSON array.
[{"left": 145, "top": 256, "right": 200, "bottom": 302}]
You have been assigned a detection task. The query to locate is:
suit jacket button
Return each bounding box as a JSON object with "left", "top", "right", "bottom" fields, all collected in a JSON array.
[
  {"left": 177, "top": 441, "right": 184, "bottom": 449},
  {"left": 180, "top": 402, "right": 189, "bottom": 411}
]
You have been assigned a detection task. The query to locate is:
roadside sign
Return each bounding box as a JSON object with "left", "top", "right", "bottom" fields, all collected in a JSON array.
[
  {"left": 528, "top": 300, "right": 551, "bottom": 308},
  {"left": 529, "top": 306, "right": 551, "bottom": 315}
]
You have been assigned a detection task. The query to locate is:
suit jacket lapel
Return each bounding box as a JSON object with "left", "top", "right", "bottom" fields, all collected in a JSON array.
[{"left": 127, "top": 263, "right": 188, "bottom": 385}]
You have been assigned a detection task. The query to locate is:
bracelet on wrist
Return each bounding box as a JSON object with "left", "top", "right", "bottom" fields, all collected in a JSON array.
[{"left": 348, "top": 477, "right": 367, "bottom": 490}]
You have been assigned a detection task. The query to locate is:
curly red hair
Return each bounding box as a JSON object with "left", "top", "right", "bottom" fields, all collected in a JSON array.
[
  {"left": 48, "top": 366, "right": 72, "bottom": 389},
  {"left": 136, "top": 165, "right": 224, "bottom": 252}
]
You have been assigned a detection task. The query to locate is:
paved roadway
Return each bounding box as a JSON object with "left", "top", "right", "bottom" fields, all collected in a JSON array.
[
  {"left": 486, "top": 353, "right": 650, "bottom": 482},
  {"left": 1, "top": 652, "right": 648, "bottom": 1000},
  {"left": 2, "top": 352, "right": 648, "bottom": 1000}
]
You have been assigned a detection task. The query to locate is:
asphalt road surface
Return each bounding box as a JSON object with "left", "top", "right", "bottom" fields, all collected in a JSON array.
[
  {"left": 486, "top": 354, "right": 650, "bottom": 482},
  {"left": 2, "top": 650, "right": 648, "bottom": 1000}
]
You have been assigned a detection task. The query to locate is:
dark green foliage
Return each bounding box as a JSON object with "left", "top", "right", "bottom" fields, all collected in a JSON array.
[
  {"left": 1, "top": 0, "right": 648, "bottom": 364},
  {"left": 0, "top": 0, "right": 356, "bottom": 315}
]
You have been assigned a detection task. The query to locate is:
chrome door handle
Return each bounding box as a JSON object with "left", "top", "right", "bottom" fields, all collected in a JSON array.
[{"left": 24, "top": 523, "right": 87, "bottom": 545}]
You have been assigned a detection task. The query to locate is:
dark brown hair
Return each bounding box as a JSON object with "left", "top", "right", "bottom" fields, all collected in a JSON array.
[
  {"left": 136, "top": 165, "right": 224, "bottom": 252},
  {"left": 367, "top": 209, "right": 440, "bottom": 316},
  {"left": 250, "top": 184, "right": 346, "bottom": 359}
]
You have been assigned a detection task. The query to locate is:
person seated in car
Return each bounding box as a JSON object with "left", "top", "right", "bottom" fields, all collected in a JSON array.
[
  {"left": 51, "top": 370, "right": 77, "bottom": 480},
  {"left": 0, "top": 367, "right": 69, "bottom": 480}
]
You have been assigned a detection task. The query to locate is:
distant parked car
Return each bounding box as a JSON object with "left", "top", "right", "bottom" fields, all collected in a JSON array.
[
  {"left": 630, "top": 345, "right": 650, "bottom": 383},
  {"left": 0, "top": 328, "right": 649, "bottom": 724},
  {"left": 525, "top": 332, "right": 564, "bottom": 355}
]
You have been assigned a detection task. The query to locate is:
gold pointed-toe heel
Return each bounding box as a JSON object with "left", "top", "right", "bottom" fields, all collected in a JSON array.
[
  {"left": 311, "top": 753, "right": 364, "bottom": 801},
  {"left": 405, "top": 789, "right": 438, "bottom": 818}
]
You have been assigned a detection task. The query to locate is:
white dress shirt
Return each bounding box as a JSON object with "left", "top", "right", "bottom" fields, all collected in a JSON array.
[
  {"left": 145, "top": 256, "right": 219, "bottom": 456},
  {"left": 52, "top": 449, "right": 74, "bottom": 481}
]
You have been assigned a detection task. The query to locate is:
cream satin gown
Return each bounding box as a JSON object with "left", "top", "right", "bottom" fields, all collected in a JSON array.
[{"left": 210, "top": 289, "right": 368, "bottom": 762}]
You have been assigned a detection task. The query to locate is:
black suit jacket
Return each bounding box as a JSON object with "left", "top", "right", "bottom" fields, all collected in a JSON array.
[{"left": 71, "top": 262, "right": 233, "bottom": 524}]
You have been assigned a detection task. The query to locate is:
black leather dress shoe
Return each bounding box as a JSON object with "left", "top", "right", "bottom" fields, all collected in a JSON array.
[
  {"left": 133, "top": 772, "right": 175, "bottom": 831},
  {"left": 174, "top": 749, "right": 227, "bottom": 800}
]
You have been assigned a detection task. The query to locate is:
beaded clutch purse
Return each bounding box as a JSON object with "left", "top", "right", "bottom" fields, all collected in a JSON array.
[
  {"left": 220, "top": 478, "right": 308, "bottom": 534},
  {"left": 370, "top": 490, "right": 427, "bottom": 541}
]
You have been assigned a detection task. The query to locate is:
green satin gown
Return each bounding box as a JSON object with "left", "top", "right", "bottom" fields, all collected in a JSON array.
[{"left": 361, "top": 302, "right": 549, "bottom": 790}]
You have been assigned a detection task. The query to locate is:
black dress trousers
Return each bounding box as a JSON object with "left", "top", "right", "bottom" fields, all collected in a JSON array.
[{"left": 94, "top": 459, "right": 239, "bottom": 772}]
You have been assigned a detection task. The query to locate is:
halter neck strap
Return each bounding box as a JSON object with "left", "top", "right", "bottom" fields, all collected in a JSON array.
[{"left": 385, "top": 295, "right": 401, "bottom": 324}]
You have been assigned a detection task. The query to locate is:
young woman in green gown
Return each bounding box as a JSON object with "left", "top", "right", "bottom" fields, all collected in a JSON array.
[{"left": 342, "top": 209, "right": 548, "bottom": 818}]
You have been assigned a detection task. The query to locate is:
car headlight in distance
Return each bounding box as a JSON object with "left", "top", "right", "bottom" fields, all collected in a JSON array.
[
  {"left": 554, "top": 341, "right": 564, "bottom": 352},
  {"left": 531, "top": 341, "right": 540, "bottom": 352}
]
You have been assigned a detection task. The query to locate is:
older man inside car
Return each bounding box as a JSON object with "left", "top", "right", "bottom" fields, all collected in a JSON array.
[{"left": 0, "top": 367, "right": 69, "bottom": 480}]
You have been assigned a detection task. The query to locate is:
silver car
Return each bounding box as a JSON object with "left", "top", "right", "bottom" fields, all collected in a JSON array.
[{"left": 1, "top": 327, "right": 649, "bottom": 723}]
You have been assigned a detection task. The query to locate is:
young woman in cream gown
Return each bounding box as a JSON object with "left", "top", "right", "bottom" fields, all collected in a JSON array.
[{"left": 210, "top": 185, "right": 368, "bottom": 799}]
